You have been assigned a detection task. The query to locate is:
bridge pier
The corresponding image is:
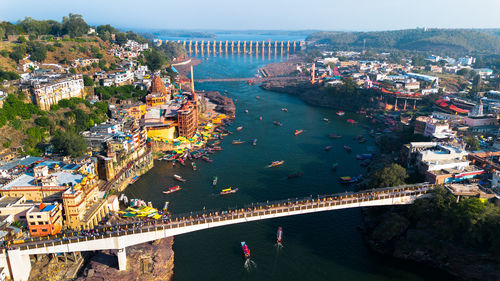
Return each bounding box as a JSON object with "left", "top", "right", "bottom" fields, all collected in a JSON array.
[
  {"left": 7, "top": 249, "right": 31, "bottom": 281},
  {"left": 117, "top": 247, "right": 127, "bottom": 271}
]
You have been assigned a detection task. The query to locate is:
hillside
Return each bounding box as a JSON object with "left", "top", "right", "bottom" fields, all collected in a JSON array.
[{"left": 307, "top": 29, "right": 500, "bottom": 55}]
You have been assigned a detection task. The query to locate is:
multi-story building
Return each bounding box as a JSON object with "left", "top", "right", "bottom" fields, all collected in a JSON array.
[
  {"left": 31, "top": 74, "right": 85, "bottom": 110},
  {"left": 177, "top": 100, "right": 197, "bottom": 138},
  {"left": 26, "top": 202, "right": 62, "bottom": 237}
]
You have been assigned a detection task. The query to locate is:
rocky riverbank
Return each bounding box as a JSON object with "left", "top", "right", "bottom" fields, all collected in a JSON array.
[
  {"left": 77, "top": 237, "right": 174, "bottom": 281},
  {"left": 200, "top": 91, "right": 236, "bottom": 117}
]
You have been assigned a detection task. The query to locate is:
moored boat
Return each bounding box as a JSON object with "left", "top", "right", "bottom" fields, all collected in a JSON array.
[
  {"left": 163, "top": 186, "right": 181, "bottom": 194},
  {"left": 338, "top": 175, "right": 362, "bottom": 184},
  {"left": 336, "top": 111, "right": 345, "bottom": 116},
  {"left": 241, "top": 241, "right": 251, "bottom": 259},
  {"left": 191, "top": 162, "right": 197, "bottom": 171},
  {"left": 202, "top": 156, "right": 213, "bottom": 163},
  {"left": 129, "top": 175, "right": 139, "bottom": 184},
  {"left": 267, "top": 160, "right": 285, "bottom": 168},
  {"left": 220, "top": 187, "right": 239, "bottom": 195},
  {"left": 347, "top": 119, "right": 357, "bottom": 124},
  {"left": 294, "top": 130, "right": 303, "bottom": 136},
  {"left": 232, "top": 139, "right": 246, "bottom": 144},
  {"left": 359, "top": 138, "right": 367, "bottom": 143},
  {"left": 173, "top": 174, "right": 186, "bottom": 182}
]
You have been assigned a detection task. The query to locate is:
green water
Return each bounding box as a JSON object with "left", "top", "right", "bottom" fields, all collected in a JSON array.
[{"left": 124, "top": 54, "right": 455, "bottom": 281}]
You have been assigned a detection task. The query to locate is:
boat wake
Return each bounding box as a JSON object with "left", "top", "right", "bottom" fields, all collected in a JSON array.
[
  {"left": 274, "top": 242, "right": 283, "bottom": 250},
  {"left": 244, "top": 259, "right": 257, "bottom": 272}
]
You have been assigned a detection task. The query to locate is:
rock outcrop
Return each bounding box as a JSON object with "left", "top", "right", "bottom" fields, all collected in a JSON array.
[{"left": 202, "top": 91, "right": 236, "bottom": 117}]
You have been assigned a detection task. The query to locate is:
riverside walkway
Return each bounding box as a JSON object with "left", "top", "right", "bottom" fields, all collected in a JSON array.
[
  {"left": 3, "top": 183, "right": 434, "bottom": 281},
  {"left": 194, "top": 76, "right": 308, "bottom": 83}
]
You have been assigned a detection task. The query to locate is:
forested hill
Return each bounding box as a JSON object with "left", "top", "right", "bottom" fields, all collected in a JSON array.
[{"left": 307, "top": 29, "right": 500, "bottom": 55}]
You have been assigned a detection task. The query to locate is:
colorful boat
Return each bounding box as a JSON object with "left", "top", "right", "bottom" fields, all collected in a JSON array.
[
  {"left": 344, "top": 145, "right": 352, "bottom": 152},
  {"left": 232, "top": 139, "right": 246, "bottom": 144},
  {"left": 241, "top": 241, "right": 251, "bottom": 259},
  {"left": 173, "top": 174, "right": 186, "bottom": 182},
  {"left": 267, "top": 160, "right": 285, "bottom": 168},
  {"left": 294, "top": 130, "right": 303, "bottom": 136},
  {"left": 276, "top": 227, "right": 283, "bottom": 243},
  {"left": 336, "top": 111, "right": 345, "bottom": 116},
  {"left": 213, "top": 176, "right": 218, "bottom": 186},
  {"left": 163, "top": 186, "right": 181, "bottom": 194},
  {"left": 237, "top": 126, "right": 243, "bottom": 131},
  {"left": 347, "top": 119, "right": 357, "bottom": 124},
  {"left": 338, "top": 175, "right": 362, "bottom": 184},
  {"left": 332, "top": 163, "right": 339, "bottom": 170},
  {"left": 202, "top": 156, "right": 213, "bottom": 163},
  {"left": 129, "top": 176, "right": 139, "bottom": 184},
  {"left": 324, "top": 146, "right": 333, "bottom": 151},
  {"left": 163, "top": 201, "right": 170, "bottom": 211},
  {"left": 253, "top": 139, "right": 257, "bottom": 146},
  {"left": 192, "top": 162, "right": 197, "bottom": 171},
  {"left": 220, "top": 187, "right": 239, "bottom": 195},
  {"left": 245, "top": 109, "right": 249, "bottom": 114},
  {"left": 281, "top": 108, "right": 288, "bottom": 112},
  {"left": 287, "top": 171, "right": 302, "bottom": 179}
]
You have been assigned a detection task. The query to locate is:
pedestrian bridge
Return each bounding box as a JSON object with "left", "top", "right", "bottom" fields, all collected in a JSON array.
[{"left": 3, "top": 184, "right": 434, "bottom": 281}]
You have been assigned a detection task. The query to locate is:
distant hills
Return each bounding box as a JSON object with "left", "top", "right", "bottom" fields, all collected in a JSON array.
[{"left": 306, "top": 29, "right": 500, "bottom": 55}]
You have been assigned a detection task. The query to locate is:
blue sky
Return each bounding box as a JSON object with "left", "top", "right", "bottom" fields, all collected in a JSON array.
[{"left": 1, "top": 0, "right": 499, "bottom": 31}]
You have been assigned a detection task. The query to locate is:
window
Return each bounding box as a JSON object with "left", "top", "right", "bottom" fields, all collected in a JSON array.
[
  {"left": 29, "top": 222, "right": 36, "bottom": 226},
  {"left": 29, "top": 215, "right": 33, "bottom": 219},
  {"left": 42, "top": 229, "right": 47, "bottom": 232},
  {"left": 31, "top": 229, "right": 37, "bottom": 232},
  {"left": 20, "top": 216, "right": 26, "bottom": 219},
  {"left": 37, "top": 215, "right": 41, "bottom": 218}
]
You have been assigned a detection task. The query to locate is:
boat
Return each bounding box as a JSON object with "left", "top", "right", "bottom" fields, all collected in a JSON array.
[
  {"left": 163, "top": 186, "right": 181, "bottom": 194},
  {"left": 173, "top": 174, "right": 186, "bottom": 182},
  {"left": 237, "top": 126, "right": 243, "bottom": 131},
  {"left": 344, "top": 145, "right": 352, "bottom": 152},
  {"left": 129, "top": 175, "right": 139, "bottom": 184},
  {"left": 281, "top": 108, "right": 288, "bottom": 112},
  {"left": 241, "top": 241, "right": 251, "bottom": 259},
  {"left": 267, "top": 160, "right": 285, "bottom": 168},
  {"left": 324, "top": 146, "right": 333, "bottom": 151},
  {"left": 245, "top": 109, "right": 249, "bottom": 114},
  {"left": 220, "top": 187, "right": 239, "bottom": 195},
  {"left": 259, "top": 116, "right": 263, "bottom": 121},
  {"left": 359, "top": 138, "right": 367, "bottom": 143},
  {"left": 276, "top": 227, "right": 283, "bottom": 243},
  {"left": 332, "top": 163, "right": 339, "bottom": 170},
  {"left": 294, "top": 130, "right": 303, "bottom": 136},
  {"left": 256, "top": 96, "right": 260, "bottom": 99},
  {"left": 192, "top": 162, "right": 197, "bottom": 171},
  {"left": 336, "top": 111, "right": 345, "bottom": 116},
  {"left": 212, "top": 176, "right": 218, "bottom": 186},
  {"left": 252, "top": 139, "right": 257, "bottom": 146},
  {"left": 328, "top": 134, "right": 342, "bottom": 139},
  {"left": 338, "top": 175, "right": 362, "bottom": 184},
  {"left": 163, "top": 201, "right": 169, "bottom": 211},
  {"left": 273, "top": 121, "right": 283, "bottom": 126},
  {"left": 178, "top": 158, "right": 185, "bottom": 166},
  {"left": 202, "top": 156, "right": 213, "bottom": 163},
  {"left": 347, "top": 119, "right": 357, "bottom": 124},
  {"left": 287, "top": 171, "right": 302, "bottom": 179},
  {"left": 323, "top": 118, "right": 329, "bottom": 122},
  {"left": 232, "top": 139, "right": 246, "bottom": 144}
]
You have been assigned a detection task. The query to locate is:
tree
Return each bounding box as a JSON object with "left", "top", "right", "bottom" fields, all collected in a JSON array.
[
  {"left": 62, "top": 14, "right": 89, "bottom": 38},
  {"left": 50, "top": 131, "right": 87, "bottom": 157},
  {"left": 465, "top": 136, "right": 480, "bottom": 151},
  {"left": 9, "top": 44, "right": 26, "bottom": 63},
  {"left": 370, "top": 164, "right": 408, "bottom": 188},
  {"left": 115, "top": 32, "right": 127, "bottom": 46},
  {"left": 26, "top": 41, "right": 47, "bottom": 62},
  {"left": 143, "top": 49, "right": 166, "bottom": 72}
]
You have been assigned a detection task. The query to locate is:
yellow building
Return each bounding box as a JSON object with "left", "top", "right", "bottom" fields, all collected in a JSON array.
[{"left": 146, "top": 122, "right": 177, "bottom": 141}]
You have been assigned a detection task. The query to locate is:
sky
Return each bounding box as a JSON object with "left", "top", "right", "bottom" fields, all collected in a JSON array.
[{"left": 1, "top": 0, "right": 499, "bottom": 31}]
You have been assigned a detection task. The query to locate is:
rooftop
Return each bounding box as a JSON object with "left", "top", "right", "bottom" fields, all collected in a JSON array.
[{"left": 1, "top": 171, "right": 84, "bottom": 190}]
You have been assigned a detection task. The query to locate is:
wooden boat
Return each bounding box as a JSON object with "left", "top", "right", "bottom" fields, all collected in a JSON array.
[
  {"left": 359, "top": 138, "right": 367, "bottom": 143},
  {"left": 241, "top": 241, "right": 251, "bottom": 259},
  {"left": 163, "top": 186, "right": 181, "bottom": 194},
  {"left": 294, "top": 130, "right": 303, "bottom": 136},
  {"left": 245, "top": 109, "right": 249, "bottom": 114},
  {"left": 281, "top": 108, "right": 288, "bottom": 112},
  {"left": 336, "top": 111, "right": 345, "bottom": 116},
  {"left": 192, "top": 162, "right": 197, "bottom": 171},
  {"left": 344, "top": 145, "right": 352, "bottom": 152},
  {"left": 173, "top": 174, "right": 186, "bottom": 182},
  {"left": 324, "top": 146, "right": 333, "bottom": 151},
  {"left": 213, "top": 176, "right": 218, "bottom": 186},
  {"left": 347, "top": 119, "right": 357, "bottom": 124},
  {"left": 332, "top": 163, "right": 339, "bottom": 170},
  {"left": 267, "top": 160, "right": 285, "bottom": 168},
  {"left": 338, "top": 175, "right": 362, "bottom": 184},
  {"left": 273, "top": 121, "right": 283, "bottom": 126},
  {"left": 220, "top": 187, "right": 239, "bottom": 195},
  {"left": 323, "top": 118, "right": 329, "bottom": 122},
  {"left": 163, "top": 201, "right": 169, "bottom": 211},
  {"left": 328, "top": 134, "right": 342, "bottom": 139},
  {"left": 237, "top": 126, "right": 243, "bottom": 131},
  {"left": 253, "top": 139, "right": 257, "bottom": 146},
  {"left": 232, "top": 139, "right": 246, "bottom": 144},
  {"left": 287, "top": 171, "right": 302, "bottom": 179},
  {"left": 129, "top": 176, "right": 139, "bottom": 184},
  {"left": 202, "top": 156, "right": 213, "bottom": 163},
  {"left": 178, "top": 158, "right": 185, "bottom": 166}
]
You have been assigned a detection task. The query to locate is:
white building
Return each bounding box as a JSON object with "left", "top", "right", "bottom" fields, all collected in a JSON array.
[
  {"left": 458, "top": 56, "right": 475, "bottom": 66},
  {"left": 31, "top": 74, "right": 85, "bottom": 111}
]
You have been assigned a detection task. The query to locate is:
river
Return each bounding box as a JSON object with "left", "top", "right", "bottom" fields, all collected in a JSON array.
[{"left": 124, "top": 51, "right": 455, "bottom": 280}]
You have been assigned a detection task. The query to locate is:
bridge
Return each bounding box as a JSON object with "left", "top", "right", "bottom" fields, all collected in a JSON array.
[
  {"left": 2, "top": 184, "right": 434, "bottom": 280},
  {"left": 160, "top": 40, "right": 305, "bottom": 55},
  {"left": 194, "top": 76, "right": 308, "bottom": 83}
]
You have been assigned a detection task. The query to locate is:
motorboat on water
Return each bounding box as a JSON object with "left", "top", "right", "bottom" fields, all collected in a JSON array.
[
  {"left": 273, "top": 121, "right": 283, "bottom": 127},
  {"left": 329, "top": 134, "right": 342, "bottom": 139},
  {"left": 259, "top": 116, "right": 263, "bottom": 121},
  {"left": 163, "top": 201, "right": 169, "bottom": 211},
  {"left": 338, "top": 175, "right": 362, "bottom": 184},
  {"left": 245, "top": 109, "right": 249, "bottom": 114},
  {"left": 220, "top": 187, "right": 239, "bottom": 195},
  {"left": 287, "top": 171, "right": 302, "bottom": 179},
  {"left": 344, "top": 145, "right": 352, "bottom": 152},
  {"left": 294, "top": 130, "right": 303, "bottom": 136},
  {"left": 202, "top": 156, "right": 213, "bottom": 163},
  {"left": 241, "top": 241, "right": 251, "bottom": 259},
  {"left": 359, "top": 138, "right": 367, "bottom": 143},
  {"left": 192, "top": 162, "right": 197, "bottom": 171},
  {"left": 332, "top": 163, "right": 339, "bottom": 170},
  {"left": 281, "top": 108, "right": 288, "bottom": 112},
  {"left": 347, "top": 119, "right": 357, "bottom": 124},
  {"left": 173, "top": 174, "right": 186, "bottom": 182},
  {"left": 323, "top": 118, "right": 329, "bottom": 122},
  {"left": 232, "top": 139, "right": 246, "bottom": 144},
  {"left": 324, "top": 146, "right": 333, "bottom": 151},
  {"left": 277, "top": 227, "right": 283, "bottom": 243},
  {"left": 336, "top": 111, "right": 345, "bottom": 116},
  {"left": 163, "top": 186, "right": 181, "bottom": 194},
  {"left": 237, "top": 126, "right": 243, "bottom": 131},
  {"left": 253, "top": 139, "right": 257, "bottom": 146},
  {"left": 213, "top": 176, "right": 218, "bottom": 186},
  {"left": 267, "top": 160, "right": 285, "bottom": 168}
]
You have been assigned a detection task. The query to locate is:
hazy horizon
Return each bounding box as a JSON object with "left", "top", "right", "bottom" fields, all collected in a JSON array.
[{"left": 1, "top": 0, "right": 500, "bottom": 31}]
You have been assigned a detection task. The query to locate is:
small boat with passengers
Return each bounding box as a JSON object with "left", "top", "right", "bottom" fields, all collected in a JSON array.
[
  {"left": 163, "top": 186, "right": 181, "bottom": 194},
  {"left": 220, "top": 187, "right": 239, "bottom": 195}
]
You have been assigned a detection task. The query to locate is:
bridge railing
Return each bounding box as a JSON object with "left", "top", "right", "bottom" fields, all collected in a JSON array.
[{"left": 15, "top": 184, "right": 434, "bottom": 251}]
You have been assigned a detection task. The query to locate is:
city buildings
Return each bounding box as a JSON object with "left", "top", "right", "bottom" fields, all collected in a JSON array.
[{"left": 30, "top": 74, "right": 85, "bottom": 110}]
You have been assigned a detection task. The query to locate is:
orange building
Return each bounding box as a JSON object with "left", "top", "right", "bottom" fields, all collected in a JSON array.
[
  {"left": 26, "top": 202, "right": 62, "bottom": 237},
  {"left": 145, "top": 93, "right": 165, "bottom": 106},
  {"left": 177, "top": 100, "right": 198, "bottom": 138},
  {"left": 150, "top": 75, "right": 170, "bottom": 97}
]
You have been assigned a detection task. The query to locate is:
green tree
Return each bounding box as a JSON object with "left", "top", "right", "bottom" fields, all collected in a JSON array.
[
  {"left": 370, "top": 163, "right": 408, "bottom": 188},
  {"left": 465, "top": 136, "right": 480, "bottom": 151},
  {"left": 50, "top": 131, "right": 87, "bottom": 157},
  {"left": 62, "top": 13, "right": 89, "bottom": 38},
  {"left": 115, "top": 32, "right": 127, "bottom": 46},
  {"left": 83, "top": 75, "right": 94, "bottom": 86},
  {"left": 26, "top": 41, "right": 47, "bottom": 62},
  {"left": 143, "top": 49, "right": 166, "bottom": 72}
]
